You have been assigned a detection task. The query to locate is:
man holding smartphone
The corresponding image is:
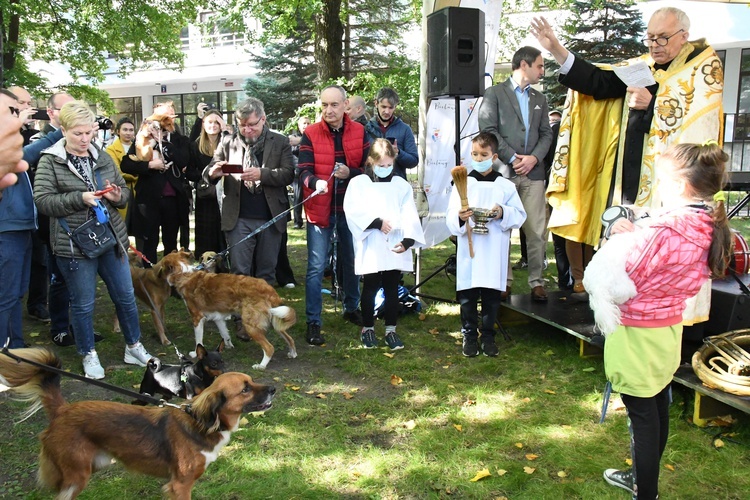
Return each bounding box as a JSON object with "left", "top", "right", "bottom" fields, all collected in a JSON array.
[{"left": 364, "top": 87, "right": 418, "bottom": 180}]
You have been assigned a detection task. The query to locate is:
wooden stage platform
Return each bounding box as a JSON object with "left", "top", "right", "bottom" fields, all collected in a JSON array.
[{"left": 498, "top": 282, "right": 750, "bottom": 426}]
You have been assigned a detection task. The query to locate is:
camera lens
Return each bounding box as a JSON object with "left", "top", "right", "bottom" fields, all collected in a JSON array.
[{"left": 96, "top": 117, "right": 114, "bottom": 130}]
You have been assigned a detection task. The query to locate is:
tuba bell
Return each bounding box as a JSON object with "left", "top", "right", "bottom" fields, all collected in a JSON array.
[{"left": 692, "top": 329, "right": 750, "bottom": 396}]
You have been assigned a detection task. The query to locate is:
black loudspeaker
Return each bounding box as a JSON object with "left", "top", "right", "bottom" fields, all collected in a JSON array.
[
  {"left": 427, "top": 7, "right": 485, "bottom": 98},
  {"left": 705, "top": 275, "right": 750, "bottom": 335}
]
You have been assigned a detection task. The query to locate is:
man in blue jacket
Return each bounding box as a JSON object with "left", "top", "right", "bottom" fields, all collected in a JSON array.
[
  {"left": 365, "top": 87, "right": 418, "bottom": 179},
  {"left": 0, "top": 89, "right": 36, "bottom": 349}
]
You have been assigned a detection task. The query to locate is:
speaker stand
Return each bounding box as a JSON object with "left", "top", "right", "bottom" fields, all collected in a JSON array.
[{"left": 453, "top": 95, "right": 462, "bottom": 166}]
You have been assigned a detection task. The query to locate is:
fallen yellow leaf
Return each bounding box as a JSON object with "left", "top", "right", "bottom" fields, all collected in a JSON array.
[
  {"left": 523, "top": 466, "right": 536, "bottom": 474},
  {"left": 625, "top": 458, "right": 633, "bottom": 466},
  {"left": 273, "top": 377, "right": 280, "bottom": 381},
  {"left": 290, "top": 386, "right": 301, "bottom": 391},
  {"left": 305, "top": 390, "right": 315, "bottom": 395},
  {"left": 495, "top": 497, "right": 509, "bottom": 500},
  {"left": 664, "top": 464, "right": 675, "bottom": 471},
  {"left": 442, "top": 365, "right": 451, "bottom": 369},
  {"left": 448, "top": 384, "right": 456, "bottom": 389},
  {"left": 544, "top": 389, "right": 556, "bottom": 395},
  {"left": 404, "top": 420, "right": 416, "bottom": 430},
  {"left": 496, "top": 469, "right": 508, "bottom": 476},
  {"left": 29, "top": 332, "right": 40, "bottom": 338},
  {"left": 350, "top": 387, "right": 359, "bottom": 392},
  {"left": 316, "top": 393, "right": 327, "bottom": 399},
  {"left": 453, "top": 424, "right": 463, "bottom": 432},
  {"left": 470, "top": 468, "right": 491, "bottom": 482},
  {"left": 390, "top": 374, "right": 403, "bottom": 385},
  {"left": 514, "top": 442, "right": 524, "bottom": 449},
  {"left": 557, "top": 471, "right": 568, "bottom": 478},
  {"left": 132, "top": 384, "right": 139, "bottom": 389},
  {"left": 383, "top": 352, "right": 395, "bottom": 358},
  {"left": 343, "top": 392, "right": 354, "bottom": 399},
  {"left": 419, "top": 313, "right": 426, "bottom": 321},
  {"left": 522, "top": 397, "right": 531, "bottom": 403},
  {"left": 239, "top": 417, "right": 249, "bottom": 426},
  {"left": 714, "top": 438, "right": 725, "bottom": 448},
  {"left": 525, "top": 453, "right": 539, "bottom": 461},
  {"left": 365, "top": 414, "right": 375, "bottom": 419},
  {"left": 544, "top": 349, "right": 555, "bottom": 356},
  {"left": 429, "top": 328, "right": 439, "bottom": 335}
]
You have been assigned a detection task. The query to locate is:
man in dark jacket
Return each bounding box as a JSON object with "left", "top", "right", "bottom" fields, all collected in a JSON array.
[
  {"left": 204, "top": 97, "right": 294, "bottom": 285},
  {"left": 364, "top": 87, "right": 418, "bottom": 179}
]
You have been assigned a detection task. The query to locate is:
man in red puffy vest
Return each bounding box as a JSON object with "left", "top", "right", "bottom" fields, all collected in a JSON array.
[{"left": 298, "top": 85, "right": 370, "bottom": 345}]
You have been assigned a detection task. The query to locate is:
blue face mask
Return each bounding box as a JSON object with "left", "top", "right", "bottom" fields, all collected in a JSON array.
[
  {"left": 471, "top": 158, "right": 493, "bottom": 173},
  {"left": 373, "top": 165, "right": 393, "bottom": 178}
]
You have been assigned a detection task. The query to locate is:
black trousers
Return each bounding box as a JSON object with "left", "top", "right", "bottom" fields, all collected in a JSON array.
[
  {"left": 361, "top": 269, "right": 400, "bottom": 328},
  {"left": 622, "top": 386, "right": 671, "bottom": 500},
  {"left": 140, "top": 196, "right": 181, "bottom": 266},
  {"left": 457, "top": 287, "right": 502, "bottom": 339}
]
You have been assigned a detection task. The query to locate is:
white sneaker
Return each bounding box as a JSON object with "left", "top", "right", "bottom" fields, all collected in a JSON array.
[
  {"left": 124, "top": 342, "right": 151, "bottom": 367},
  {"left": 83, "top": 351, "right": 105, "bottom": 379},
  {"left": 284, "top": 283, "right": 296, "bottom": 289}
]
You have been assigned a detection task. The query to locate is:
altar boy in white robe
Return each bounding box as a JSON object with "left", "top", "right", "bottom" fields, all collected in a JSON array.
[
  {"left": 344, "top": 139, "right": 425, "bottom": 350},
  {"left": 447, "top": 132, "right": 527, "bottom": 357}
]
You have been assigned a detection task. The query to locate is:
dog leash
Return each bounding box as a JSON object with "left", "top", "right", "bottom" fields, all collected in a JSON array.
[
  {"left": 127, "top": 244, "right": 174, "bottom": 344},
  {"left": 195, "top": 167, "right": 338, "bottom": 271},
  {"left": 129, "top": 244, "right": 154, "bottom": 266},
  {"left": 1, "top": 342, "right": 186, "bottom": 410}
]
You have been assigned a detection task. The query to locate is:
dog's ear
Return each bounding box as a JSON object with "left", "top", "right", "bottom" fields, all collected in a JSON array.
[
  {"left": 191, "top": 388, "right": 226, "bottom": 433},
  {"left": 196, "top": 344, "right": 207, "bottom": 359},
  {"left": 216, "top": 340, "right": 225, "bottom": 353}
]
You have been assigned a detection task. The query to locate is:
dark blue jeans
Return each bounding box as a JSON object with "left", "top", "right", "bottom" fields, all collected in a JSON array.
[
  {"left": 56, "top": 248, "right": 141, "bottom": 355},
  {"left": 0, "top": 230, "right": 32, "bottom": 348},
  {"left": 305, "top": 214, "right": 360, "bottom": 325}
]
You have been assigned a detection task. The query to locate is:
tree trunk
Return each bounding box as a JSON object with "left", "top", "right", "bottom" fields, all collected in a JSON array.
[{"left": 314, "top": 0, "right": 344, "bottom": 81}]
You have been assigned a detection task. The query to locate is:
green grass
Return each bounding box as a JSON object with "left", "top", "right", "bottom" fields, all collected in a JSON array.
[{"left": 1, "top": 219, "right": 749, "bottom": 499}]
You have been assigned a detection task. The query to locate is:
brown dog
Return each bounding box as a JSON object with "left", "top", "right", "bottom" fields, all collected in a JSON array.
[
  {"left": 159, "top": 252, "right": 297, "bottom": 370},
  {"left": 0, "top": 347, "right": 275, "bottom": 499},
  {"left": 135, "top": 102, "right": 178, "bottom": 162},
  {"left": 114, "top": 250, "right": 194, "bottom": 345}
]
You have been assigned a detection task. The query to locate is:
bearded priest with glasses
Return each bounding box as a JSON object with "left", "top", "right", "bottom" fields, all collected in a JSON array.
[{"left": 529, "top": 7, "right": 722, "bottom": 323}]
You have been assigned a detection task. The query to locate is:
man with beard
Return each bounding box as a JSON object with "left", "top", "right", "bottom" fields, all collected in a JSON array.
[
  {"left": 204, "top": 98, "right": 294, "bottom": 285},
  {"left": 364, "top": 87, "right": 417, "bottom": 180}
]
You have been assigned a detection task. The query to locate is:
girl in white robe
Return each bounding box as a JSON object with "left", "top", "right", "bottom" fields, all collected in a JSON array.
[
  {"left": 344, "top": 139, "right": 425, "bottom": 350},
  {"left": 446, "top": 132, "right": 527, "bottom": 357}
]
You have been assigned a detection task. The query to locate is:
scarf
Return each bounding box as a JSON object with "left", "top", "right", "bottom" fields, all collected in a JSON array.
[{"left": 242, "top": 127, "right": 267, "bottom": 193}]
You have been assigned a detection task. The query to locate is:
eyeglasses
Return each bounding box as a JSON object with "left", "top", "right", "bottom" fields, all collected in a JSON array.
[
  {"left": 239, "top": 116, "right": 264, "bottom": 128},
  {"left": 641, "top": 29, "right": 684, "bottom": 47},
  {"left": 8, "top": 106, "right": 20, "bottom": 117}
]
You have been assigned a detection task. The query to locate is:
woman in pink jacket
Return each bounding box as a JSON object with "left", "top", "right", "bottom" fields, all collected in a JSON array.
[{"left": 583, "top": 142, "right": 732, "bottom": 499}]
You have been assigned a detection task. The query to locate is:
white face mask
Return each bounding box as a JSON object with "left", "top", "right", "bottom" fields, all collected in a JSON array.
[
  {"left": 471, "top": 158, "right": 493, "bottom": 173},
  {"left": 373, "top": 164, "right": 394, "bottom": 178}
]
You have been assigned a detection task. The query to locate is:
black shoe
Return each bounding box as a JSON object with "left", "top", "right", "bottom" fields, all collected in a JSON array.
[
  {"left": 93, "top": 332, "right": 104, "bottom": 343},
  {"left": 462, "top": 335, "right": 479, "bottom": 357},
  {"left": 481, "top": 336, "right": 499, "bottom": 357},
  {"left": 343, "top": 309, "right": 363, "bottom": 326},
  {"left": 603, "top": 469, "right": 634, "bottom": 495},
  {"left": 306, "top": 323, "right": 325, "bottom": 345},
  {"left": 293, "top": 223, "right": 304, "bottom": 229},
  {"left": 51, "top": 331, "right": 75, "bottom": 347},
  {"left": 28, "top": 305, "right": 51, "bottom": 323},
  {"left": 589, "top": 334, "right": 605, "bottom": 349}
]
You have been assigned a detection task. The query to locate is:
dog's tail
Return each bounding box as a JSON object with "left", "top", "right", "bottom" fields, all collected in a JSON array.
[
  {"left": 269, "top": 305, "right": 296, "bottom": 333},
  {"left": 0, "top": 347, "right": 66, "bottom": 422}
]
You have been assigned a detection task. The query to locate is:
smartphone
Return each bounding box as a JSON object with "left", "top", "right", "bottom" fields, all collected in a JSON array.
[
  {"left": 387, "top": 137, "right": 397, "bottom": 145},
  {"left": 93, "top": 185, "right": 115, "bottom": 196},
  {"left": 30, "top": 109, "right": 50, "bottom": 121},
  {"left": 221, "top": 164, "right": 244, "bottom": 174}
]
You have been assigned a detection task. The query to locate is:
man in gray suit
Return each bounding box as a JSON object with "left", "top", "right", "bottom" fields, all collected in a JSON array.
[
  {"left": 204, "top": 98, "right": 295, "bottom": 285},
  {"left": 478, "top": 46, "right": 553, "bottom": 302}
]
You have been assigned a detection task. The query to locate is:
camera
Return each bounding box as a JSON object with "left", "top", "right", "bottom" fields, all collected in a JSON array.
[{"left": 96, "top": 116, "right": 114, "bottom": 131}]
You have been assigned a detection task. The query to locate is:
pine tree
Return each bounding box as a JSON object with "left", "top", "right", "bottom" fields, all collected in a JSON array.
[{"left": 543, "top": 0, "right": 646, "bottom": 109}]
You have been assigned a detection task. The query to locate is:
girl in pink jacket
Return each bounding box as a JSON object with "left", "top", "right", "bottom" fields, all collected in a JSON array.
[{"left": 583, "top": 142, "right": 732, "bottom": 499}]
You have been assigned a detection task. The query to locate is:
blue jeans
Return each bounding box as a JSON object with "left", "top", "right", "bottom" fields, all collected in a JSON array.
[
  {"left": 0, "top": 231, "right": 32, "bottom": 348},
  {"left": 56, "top": 248, "right": 141, "bottom": 355},
  {"left": 305, "top": 214, "right": 360, "bottom": 325},
  {"left": 47, "top": 252, "right": 71, "bottom": 335}
]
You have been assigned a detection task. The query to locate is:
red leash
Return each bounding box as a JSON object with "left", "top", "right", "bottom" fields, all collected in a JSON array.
[{"left": 129, "top": 244, "right": 153, "bottom": 266}]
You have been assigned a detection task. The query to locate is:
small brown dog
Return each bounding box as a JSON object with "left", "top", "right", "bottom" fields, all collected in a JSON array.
[
  {"left": 135, "top": 102, "right": 178, "bottom": 162},
  {"left": 159, "top": 252, "right": 297, "bottom": 370},
  {"left": 0, "top": 347, "right": 275, "bottom": 499}
]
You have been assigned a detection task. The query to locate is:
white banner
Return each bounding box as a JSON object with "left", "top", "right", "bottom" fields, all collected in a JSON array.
[{"left": 421, "top": 0, "right": 503, "bottom": 247}]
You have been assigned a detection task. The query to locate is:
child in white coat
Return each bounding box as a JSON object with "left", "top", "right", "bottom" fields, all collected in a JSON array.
[
  {"left": 344, "top": 139, "right": 425, "bottom": 349},
  {"left": 447, "top": 132, "right": 526, "bottom": 357}
]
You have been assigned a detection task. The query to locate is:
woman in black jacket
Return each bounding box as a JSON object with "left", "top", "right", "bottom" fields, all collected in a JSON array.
[
  {"left": 186, "top": 109, "right": 226, "bottom": 260},
  {"left": 121, "top": 102, "right": 191, "bottom": 265}
]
